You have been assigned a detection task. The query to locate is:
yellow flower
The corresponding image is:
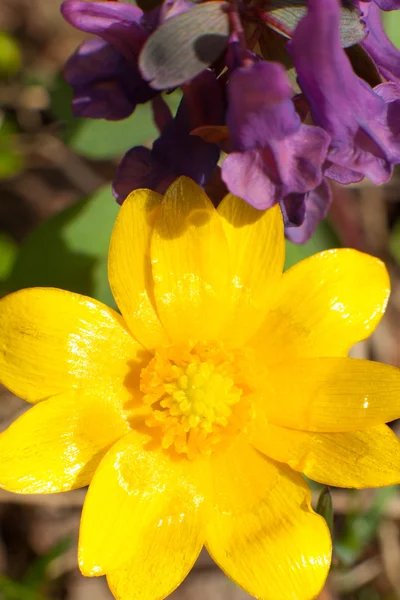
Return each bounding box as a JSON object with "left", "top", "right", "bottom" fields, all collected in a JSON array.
[{"left": 0, "top": 177, "right": 400, "bottom": 600}]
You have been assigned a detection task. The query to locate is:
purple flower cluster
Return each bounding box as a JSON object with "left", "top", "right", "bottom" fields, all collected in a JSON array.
[{"left": 61, "top": 0, "right": 400, "bottom": 243}]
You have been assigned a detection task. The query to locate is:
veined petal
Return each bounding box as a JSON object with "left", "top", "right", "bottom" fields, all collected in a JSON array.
[
  {"left": 217, "top": 196, "right": 284, "bottom": 345},
  {"left": 252, "top": 422, "right": 400, "bottom": 489},
  {"left": 0, "top": 389, "right": 130, "bottom": 494},
  {"left": 205, "top": 440, "right": 331, "bottom": 600},
  {"left": 0, "top": 288, "right": 141, "bottom": 403},
  {"left": 151, "top": 177, "right": 231, "bottom": 343},
  {"left": 263, "top": 357, "right": 400, "bottom": 432},
  {"left": 250, "top": 249, "right": 390, "bottom": 365},
  {"left": 79, "top": 431, "right": 207, "bottom": 581},
  {"left": 108, "top": 188, "right": 169, "bottom": 350}
]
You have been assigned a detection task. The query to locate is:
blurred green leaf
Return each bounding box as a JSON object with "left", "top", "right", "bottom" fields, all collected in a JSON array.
[
  {"left": 5, "top": 186, "right": 118, "bottom": 306},
  {"left": 284, "top": 220, "right": 340, "bottom": 271},
  {"left": 316, "top": 486, "right": 334, "bottom": 536},
  {"left": 0, "top": 147, "right": 23, "bottom": 179},
  {"left": 383, "top": 9, "right": 400, "bottom": 49},
  {"left": 0, "top": 576, "right": 47, "bottom": 600},
  {"left": 23, "top": 537, "right": 72, "bottom": 590},
  {"left": 0, "top": 537, "right": 72, "bottom": 600},
  {"left": 0, "top": 32, "right": 22, "bottom": 79},
  {"left": 389, "top": 218, "right": 400, "bottom": 263},
  {"left": 50, "top": 75, "right": 181, "bottom": 159},
  {"left": 0, "top": 233, "right": 18, "bottom": 280},
  {"left": 335, "top": 486, "right": 398, "bottom": 566},
  {"left": 0, "top": 115, "right": 23, "bottom": 179}
]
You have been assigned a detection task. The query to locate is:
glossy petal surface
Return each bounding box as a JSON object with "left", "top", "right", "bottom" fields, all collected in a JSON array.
[
  {"left": 151, "top": 177, "right": 230, "bottom": 342},
  {"left": 0, "top": 288, "right": 140, "bottom": 403},
  {"left": 217, "top": 197, "right": 284, "bottom": 344},
  {"left": 263, "top": 357, "right": 400, "bottom": 432},
  {"left": 253, "top": 421, "right": 400, "bottom": 489},
  {"left": 79, "top": 431, "right": 206, "bottom": 580},
  {"left": 0, "top": 389, "right": 130, "bottom": 493},
  {"left": 250, "top": 249, "right": 389, "bottom": 365},
  {"left": 109, "top": 188, "right": 169, "bottom": 350},
  {"left": 205, "top": 440, "right": 331, "bottom": 600}
]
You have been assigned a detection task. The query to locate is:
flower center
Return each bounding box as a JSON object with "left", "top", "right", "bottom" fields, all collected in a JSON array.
[{"left": 139, "top": 341, "right": 254, "bottom": 458}]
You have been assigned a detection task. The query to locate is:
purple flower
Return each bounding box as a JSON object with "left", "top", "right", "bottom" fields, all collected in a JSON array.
[
  {"left": 61, "top": 1, "right": 156, "bottom": 119},
  {"left": 361, "top": 1, "right": 400, "bottom": 88},
  {"left": 221, "top": 61, "right": 330, "bottom": 216},
  {"left": 283, "top": 180, "right": 332, "bottom": 244},
  {"left": 113, "top": 70, "right": 223, "bottom": 203},
  {"left": 290, "top": 0, "right": 400, "bottom": 185},
  {"left": 371, "top": 0, "right": 400, "bottom": 9}
]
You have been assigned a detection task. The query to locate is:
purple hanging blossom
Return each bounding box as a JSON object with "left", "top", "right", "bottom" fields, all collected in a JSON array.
[
  {"left": 290, "top": 0, "right": 400, "bottom": 186},
  {"left": 360, "top": 1, "right": 400, "bottom": 88},
  {"left": 370, "top": 0, "right": 400, "bottom": 9},
  {"left": 113, "top": 70, "right": 223, "bottom": 203},
  {"left": 60, "top": 0, "right": 400, "bottom": 243},
  {"left": 221, "top": 61, "right": 330, "bottom": 223},
  {"left": 283, "top": 181, "right": 333, "bottom": 244},
  {"left": 61, "top": 1, "right": 157, "bottom": 120}
]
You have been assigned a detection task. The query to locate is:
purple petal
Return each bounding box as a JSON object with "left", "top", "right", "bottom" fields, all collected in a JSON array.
[
  {"left": 290, "top": 0, "right": 400, "bottom": 184},
  {"left": 222, "top": 150, "right": 282, "bottom": 209},
  {"left": 151, "top": 95, "right": 173, "bottom": 133},
  {"left": 113, "top": 146, "right": 174, "bottom": 203},
  {"left": 361, "top": 1, "right": 400, "bottom": 86},
  {"left": 61, "top": 1, "right": 147, "bottom": 62},
  {"left": 227, "top": 61, "right": 299, "bottom": 151},
  {"left": 114, "top": 71, "right": 222, "bottom": 202},
  {"left": 283, "top": 180, "right": 332, "bottom": 244},
  {"left": 63, "top": 38, "right": 155, "bottom": 120},
  {"left": 222, "top": 61, "right": 330, "bottom": 209},
  {"left": 373, "top": 0, "right": 400, "bottom": 9},
  {"left": 222, "top": 123, "right": 330, "bottom": 210}
]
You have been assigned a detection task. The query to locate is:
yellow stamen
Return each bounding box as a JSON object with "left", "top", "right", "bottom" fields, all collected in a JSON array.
[{"left": 140, "top": 341, "right": 254, "bottom": 458}]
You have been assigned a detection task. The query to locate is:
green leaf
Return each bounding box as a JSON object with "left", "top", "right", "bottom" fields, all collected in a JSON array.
[
  {"left": 335, "top": 486, "right": 399, "bottom": 565},
  {"left": 390, "top": 218, "right": 400, "bottom": 263},
  {"left": 0, "top": 147, "right": 23, "bottom": 179},
  {"left": 50, "top": 74, "right": 182, "bottom": 159},
  {"left": 262, "top": 0, "right": 366, "bottom": 47},
  {"left": 0, "top": 576, "right": 47, "bottom": 600},
  {"left": 0, "top": 31, "right": 22, "bottom": 79},
  {"left": 5, "top": 186, "right": 118, "bottom": 306},
  {"left": 284, "top": 220, "right": 339, "bottom": 271},
  {"left": 316, "top": 486, "right": 334, "bottom": 536},
  {"left": 0, "top": 115, "right": 23, "bottom": 179},
  {"left": 23, "top": 537, "right": 72, "bottom": 590},
  {"left": 383, "top": 9, "right": 400, "bottom": 49},
  {"left": 0, "top": 233, "right": 18, "bottom": 280},
  {"left": 139, "top": 1, "right": 229, "bottom": 89}
]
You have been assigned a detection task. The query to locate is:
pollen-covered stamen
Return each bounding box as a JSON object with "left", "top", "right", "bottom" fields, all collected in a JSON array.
[{"left": 140, "top": 342, "right": 254, "bottom": 458}]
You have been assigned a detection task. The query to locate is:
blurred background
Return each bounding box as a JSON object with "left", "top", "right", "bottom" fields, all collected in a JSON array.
[{"left": 1, "top": 1, "right": 400, "bottom": 599}]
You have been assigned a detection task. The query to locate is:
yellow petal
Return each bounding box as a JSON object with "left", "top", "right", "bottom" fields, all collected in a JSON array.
[
  {"left": 252, "top": 421, "right": 400, "bottom": 489},
  {"left": 0, "top": 389, "right": 130, "bottom": 494},
  {"left": 217, "top": 196, "right": 284, "bottom": 345},
  {"left": 263, "top": 357, "right": 400, "bottom": 432},
  {"left": 205, "top": 440, "right": 331, "bottom": 600},
  {"left": 250, "top": 249, "right": 390, "bottom": 365},
  {"left": 0, "top": 287, "right": 141, "bottom": 403},
  {"left": 108, "top": 188, "right": 169, "bottom": 350},
  {"left": 150, "top": 177, "right": 231, "bottom": 343},
  {"left": 79, "top": 431, "right": 207, "bottom": 582}
]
